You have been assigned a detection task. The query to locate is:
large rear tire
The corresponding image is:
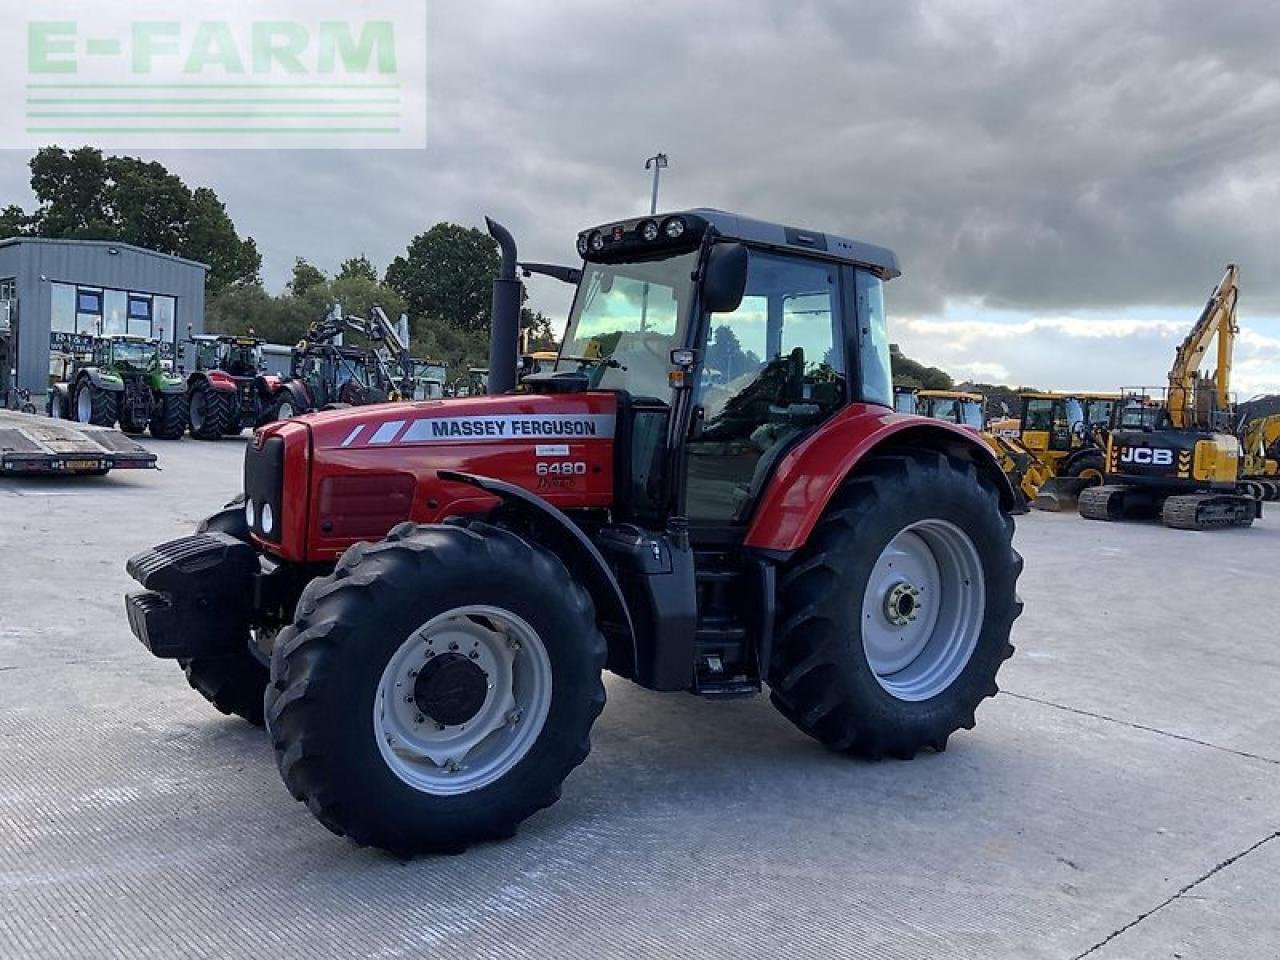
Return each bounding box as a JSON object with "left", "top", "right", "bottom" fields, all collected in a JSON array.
[
  {"left": 769, "top": 450, "right": 1022, "bottom": 759},
  {"left": 150, "top": 391, "right": 188, "bottom": 440},
  {"left": 265, "top": 521, "right": 607, "bottom": 854},
  {"left": 75, "top": 380, "right": 118, "bottom": 427},
  {"left": 189, "top": 383, "right": 232, "bottom": 440}
]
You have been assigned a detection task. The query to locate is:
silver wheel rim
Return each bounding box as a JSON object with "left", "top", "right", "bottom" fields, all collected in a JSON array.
[
  {"left": 190, "top": 392, "right": 205, "bottom": 430},
  {"left": 76, "top": 388, "right": 91, "bottom": 423},
  {"left": 861, "top": 519, "right": 985, "bottom": 702},
  {"left": 277, "top": 401, "right": 294, "bottom": 418},
  {"left": 374, "top": 605, "right": 553, "bottom": 796}
]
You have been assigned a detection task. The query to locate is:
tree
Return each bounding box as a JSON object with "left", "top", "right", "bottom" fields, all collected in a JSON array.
[
  {"left": 891, "top": 350, "right": 953, "bottom": 390},
  {"left": 289, "top": 258, "right": 327, "bottom": 297},
  {"left": 6, "top": 146, "right": 261, "bottom": 294},
  {"left": 706, "top": 324, "right": 760, "bottom": 382},
  {"left": 521, "top": 308, "right": 558, "bottom": 352},
  {"left": 385, "top": 223, "right": 500, "bottom": 331},
  {"left": 337, "top": 255, "right": 378, "bottom": 283},
  {"left": 331, "top": 274, "right": 407, "bottom": 325}
]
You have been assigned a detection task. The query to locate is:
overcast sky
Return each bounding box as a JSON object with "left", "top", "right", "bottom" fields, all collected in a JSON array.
[{"left": 4, "top": 0, "right": 1278, "bottom": 391}]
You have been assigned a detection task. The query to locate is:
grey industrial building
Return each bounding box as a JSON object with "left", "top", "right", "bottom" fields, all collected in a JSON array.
[{"left": 0, "top": 238, "right": 207, "bottom": 408}]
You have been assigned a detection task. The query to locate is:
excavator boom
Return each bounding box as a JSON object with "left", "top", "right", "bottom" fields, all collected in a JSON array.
[{"left": 1167, "top": 264, "right": 1238, "bottom": 428}]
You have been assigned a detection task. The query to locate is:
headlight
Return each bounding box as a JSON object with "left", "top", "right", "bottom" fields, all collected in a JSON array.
[
  {"left": 663, "top": 217, "right": 686, "bottom": 239},
  {"left": 588, "top": 231, "right": 605, "bottom": 253},
  {"left": 244, "top": 499, "right": 256, "bottom": 528},
  {"left": 261, "top": 502, "right": 274, "bottom": 535},
  {"left": 576, "top": 233, "right": 589, "bottom": 256},
  {"left": 639, "top": 219, "right": 659, "bottom": 241}
]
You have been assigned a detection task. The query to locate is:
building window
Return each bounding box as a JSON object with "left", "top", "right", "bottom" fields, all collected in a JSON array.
[
  {"left": 0, "top": 278, "right": 14, "bottom": 301},
  {"left": 127, "top": 295, "right": 152, "bottom": 338},
  {"left": 51, "top": 283, "right": 76, "bottom": 333},
  {"left": 103, "top": 289, "right": 127, "bottom": 336},
  {"left": 77, "top": 289, "right": 102, "bottom": 315},
  {"left": 153, "top": 295, "right": 175, "bottom": 342}
]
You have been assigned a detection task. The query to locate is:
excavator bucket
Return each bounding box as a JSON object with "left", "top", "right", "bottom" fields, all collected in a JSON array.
[{"left": 1031, "top": 476, "right": 1092, "bottom": 512}]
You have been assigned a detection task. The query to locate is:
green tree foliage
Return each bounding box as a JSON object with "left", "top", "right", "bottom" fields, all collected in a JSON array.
[
  {"left": 337, "top": 255, "right": 378, "bottom": 283},
  {"left": 288, "top": 258, "right": 327, "bottom": 297},
  {"left": 891, "top": 350, "right": 953, "bottom": 390},
  {"left": 521, "top": 309, "right": 558, "bottom": 353},
  {"left": 3, "top": 147, "right": 260, "bottom": 296},
  {"left": 705, "top": 324, "right": 761, "bottom": 382},
  {"left": 385, "top": 223, "right": 500, "bottom": 331}
]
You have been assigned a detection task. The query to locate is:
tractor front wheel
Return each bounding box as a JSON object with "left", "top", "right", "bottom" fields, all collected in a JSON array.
[
  {"left": 189, "top": 383, "right": 232, "bottom": 440},
  {"left": 178, "top": 497, "right": 270, "bottom": 724},
  {"left": 75, "top": 381, "right": 118, "bottom": 427},
  {"left": 150, "top": 392, "right": 188, "bottom": 440},
  {"left": 770, "top": 450, "right": 1022, "bottom": 759},
  {"left": 265, "top": 521, "right": 606, "bottom": 854}
]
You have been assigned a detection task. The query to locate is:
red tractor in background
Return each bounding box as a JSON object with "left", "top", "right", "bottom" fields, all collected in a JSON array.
[
  {"left": 184, "top": 334, "right": 283, "bottom": 439},
  {"left": 125, "top": 210, "right": 1022, "bottom": 855}
]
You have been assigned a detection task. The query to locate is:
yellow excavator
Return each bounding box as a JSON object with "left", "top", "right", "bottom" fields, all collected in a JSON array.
[
  {"left": 895, "top": 387, "right": 1052, "bottom": 510},
  {"left": 1078, "top": 264, "right": 1258, "bottom": 529},
  {"left": 1237, "top": 412, "right": 1280, "bottom": 500}
]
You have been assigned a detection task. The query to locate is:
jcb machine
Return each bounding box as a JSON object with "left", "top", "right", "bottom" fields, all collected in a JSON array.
[
  {"left": 1016, "top": 391, "right": 1118, "bottom": 510},
  {"left": 124, "top": 210, "right": 1022, "bottom": 854},
  {"left": 1079, "top": 265, "right": 1256, "bottom": 529}
]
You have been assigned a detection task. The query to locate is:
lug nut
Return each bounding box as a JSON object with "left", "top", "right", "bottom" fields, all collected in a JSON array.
[
  {"left": 469, "top": 650, "right": 479, "bottom": 660},
  {"left": 414, "top": 714, "right": 424, "bottom": 724}
]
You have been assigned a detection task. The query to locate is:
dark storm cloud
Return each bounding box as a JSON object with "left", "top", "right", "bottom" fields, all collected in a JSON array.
[{"left": 2, "top": 0, "right": 1276, "bottom": 315}]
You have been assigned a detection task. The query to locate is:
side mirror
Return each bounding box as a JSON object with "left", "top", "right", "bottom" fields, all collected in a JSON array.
[{"left": 702, "top": 243, "right": 749, "bottom": 314}]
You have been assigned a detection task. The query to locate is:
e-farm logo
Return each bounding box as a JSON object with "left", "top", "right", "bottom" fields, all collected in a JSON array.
[{"left": 3, "top": 1, "right": 426, "bottom": 149}]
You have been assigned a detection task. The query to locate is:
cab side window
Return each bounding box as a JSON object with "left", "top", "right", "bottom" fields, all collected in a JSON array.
[{"left": 685, "top": 252, "right": 843, "bottom": 526}]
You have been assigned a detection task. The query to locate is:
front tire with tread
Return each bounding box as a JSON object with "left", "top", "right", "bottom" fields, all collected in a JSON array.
[{"left": 265, "top": 521, "right": 607, "bottom": 854}]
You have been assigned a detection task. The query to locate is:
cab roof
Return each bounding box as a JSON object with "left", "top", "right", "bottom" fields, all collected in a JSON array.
[{"left": 579, "top": 208, "right": 901, "bottom": 280}]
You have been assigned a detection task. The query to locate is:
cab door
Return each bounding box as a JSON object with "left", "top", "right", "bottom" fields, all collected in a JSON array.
[{"left": 683, "top": 251, "right": 846, "bottom": 532}]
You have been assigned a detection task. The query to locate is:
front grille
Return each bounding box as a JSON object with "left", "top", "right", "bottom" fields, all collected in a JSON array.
[{"left": 243, "top": 435, "right": 285, "bottom": 541}]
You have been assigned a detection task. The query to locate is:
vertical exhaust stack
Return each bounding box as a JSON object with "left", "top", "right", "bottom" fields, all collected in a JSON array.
[{"left": 486, "top": 217, "right": 522, "bottom": 395}]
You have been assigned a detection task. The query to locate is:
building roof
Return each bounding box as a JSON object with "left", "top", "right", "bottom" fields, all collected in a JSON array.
[{"left": 0, "top": 236, "right": 209, "bottom": 271}]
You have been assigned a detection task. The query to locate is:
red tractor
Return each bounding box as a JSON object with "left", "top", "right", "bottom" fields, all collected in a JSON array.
[
  {"left": 184, "top": 334, "right": 283, "bottom": 439},
  {"left": 125, "top": 211, "right": 1022, "bottom": 855}
]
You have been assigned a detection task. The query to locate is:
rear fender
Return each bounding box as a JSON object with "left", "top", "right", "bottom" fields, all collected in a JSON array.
[
  {"left": 199, "top": 370, "right": 239, "bottom": 393},
  {"left": 439, "top": 470, "right": 636, "bottom": 668},
  {"left": 743, "top": 405, "right": 1016, "bottom": 554}
]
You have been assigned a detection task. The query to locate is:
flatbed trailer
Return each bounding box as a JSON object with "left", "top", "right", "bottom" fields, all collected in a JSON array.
[{"left": 0, "top": 410, "right": 157, "bottom": 476}]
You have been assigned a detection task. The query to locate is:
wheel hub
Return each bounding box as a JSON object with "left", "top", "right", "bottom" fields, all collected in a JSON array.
[
  {"left": 413, "top": 652, "right": 489, "bottom": 727},
  {"left": 883, "top": 581, "right": 922, "bottom": 626}
]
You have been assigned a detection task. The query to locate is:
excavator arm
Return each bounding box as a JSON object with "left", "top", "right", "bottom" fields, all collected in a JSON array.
[{"left": 1167, "top": 264, "right": 1238, "bottom": 428}]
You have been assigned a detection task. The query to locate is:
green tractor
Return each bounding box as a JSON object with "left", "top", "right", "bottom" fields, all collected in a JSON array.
[{"left": 50, "top": 335, "right": 188, "bottom": 439}]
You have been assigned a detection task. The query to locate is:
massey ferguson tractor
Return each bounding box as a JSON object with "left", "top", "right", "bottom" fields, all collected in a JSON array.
[
  {"left": 124, "top": 210, "right": 1023, "bottom": 854},
  {"left": 184, "top": 334, "right": 280, "bottom": 439}
]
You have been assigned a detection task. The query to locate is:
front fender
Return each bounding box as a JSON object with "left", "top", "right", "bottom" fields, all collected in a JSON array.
[
  {"left": 743, "top": 404, "right": 1015, "bottom": 554},
  {"left": 83, "top": 369, "right": 123, "bottom": 392},
  {"left": 438, "top": 470, "right": 636, "bottom": 661}
]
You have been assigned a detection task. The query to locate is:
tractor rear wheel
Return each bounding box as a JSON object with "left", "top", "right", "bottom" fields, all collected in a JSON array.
[
  {"left": 178, "top": 497, "right": 270, "bottom": 726},
  {"left": 75, "top": 380, "right": 117, "bottom": 427},
  {"left": 150, "top": 392, "right": 188, "bottom": 440},
  {"left": 265, "top": 521, "right": 606, "bottom": 854},
  {"left": 770, "top": 450, "right": 1021, "bottom": 759},
  {"left": 189, "top": 383, "right": 232, "bottom": 440}
]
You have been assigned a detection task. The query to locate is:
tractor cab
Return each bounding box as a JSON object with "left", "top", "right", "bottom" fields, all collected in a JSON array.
[
  {"left": 100, "top": 335, "right": 161, "bottom": 372},
  {"left": 191, "top": 334, "right": 264, "bottom": 378},
  {"left": 528, "top": 210, "right": 899, "bottom": 533}
]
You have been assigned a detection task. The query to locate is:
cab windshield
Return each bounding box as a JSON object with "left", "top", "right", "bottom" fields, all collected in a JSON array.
[
  {"left": 111, "top": 340, "right": 155, "bottom": 369},
  {"left": 557, "top": 250, "right": 699, "bottom": 399}
]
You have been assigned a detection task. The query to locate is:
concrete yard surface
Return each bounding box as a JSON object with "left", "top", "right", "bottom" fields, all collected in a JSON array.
[{"left": 1, "top": 437, "right": 1277, "bottom": 959}]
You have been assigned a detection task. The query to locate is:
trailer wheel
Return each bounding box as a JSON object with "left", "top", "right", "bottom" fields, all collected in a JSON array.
[
  {"left": 770, "top": 450, "right": 1022, "bottom": 760},
  {"left": 265, "top": 521, "right": 607, "bottom": 854},
  {"left": 75, "top": 380, "right": 117, "bottom": 427},
  {"left": 150, "top": 392, "right": 188, "bottom": 440},
  {"left": 189, "top": 383, "right": 232, "bottom": 440}
]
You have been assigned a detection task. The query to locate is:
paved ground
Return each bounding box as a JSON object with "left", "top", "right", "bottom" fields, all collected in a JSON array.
[{"left": 1, "top": 437, "right": 1277, "bottom": 960}]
